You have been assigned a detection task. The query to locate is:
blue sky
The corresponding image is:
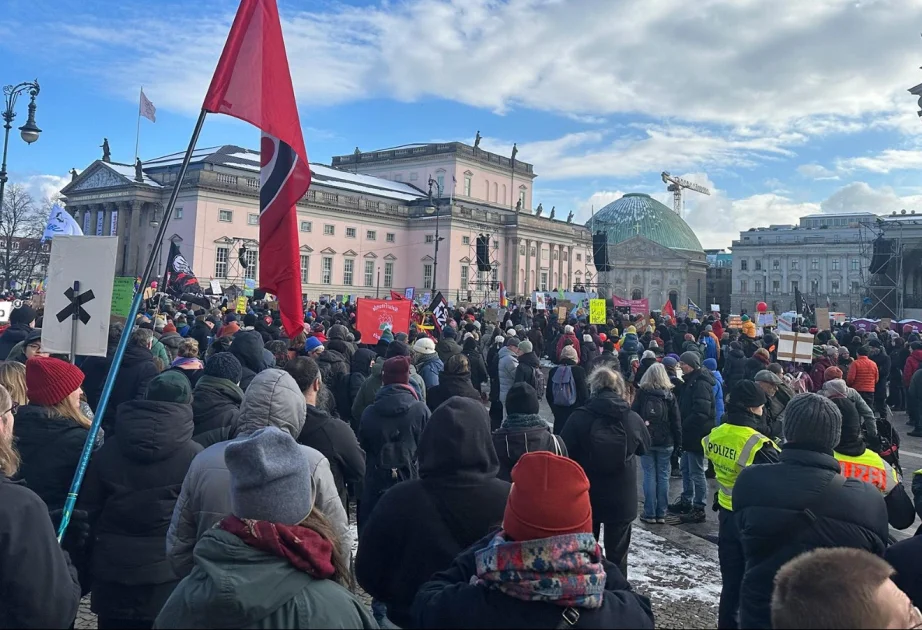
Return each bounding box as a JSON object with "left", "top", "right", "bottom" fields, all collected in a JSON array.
[{"left": 5, "top": 0, "right": 922, "bottom": 249}]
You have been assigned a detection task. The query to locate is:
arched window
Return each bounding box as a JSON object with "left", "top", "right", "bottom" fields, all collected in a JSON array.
[
  {"left": 493, "top": 182, "right": 498, "bottom": 202},
  {"left": 502, "top": 184, "right": 507, "bottom": 205},
  {"left": 484, "top": 179, "right": 490, "bottom": 201},
  {"left": 631, "top": 288, "right": 642, "bottom": 300},
  {"left": 668, "top": 290, "right": 678, "bottom": 311}
]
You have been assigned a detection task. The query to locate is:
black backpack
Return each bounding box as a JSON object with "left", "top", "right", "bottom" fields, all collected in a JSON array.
[
  {"left": 375, "top": 428, "right": 416, "bottom": 491},
  {"left": 639, "top": 390, "right": 672, "bottom": 446}
]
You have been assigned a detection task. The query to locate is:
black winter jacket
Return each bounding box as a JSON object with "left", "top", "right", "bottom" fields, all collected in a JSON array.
[
  {"left": 734, "top": 446, "right": 890, "bottom": 629},
  {"left": 463, "top": 343, "right": 488, "bottom": 392},
  {"left": 316, "top": 348, "right": 349, "bottom": 392},
  {"left": 871, "top": 351, "right": 891, "bottom": 398},
  {"left": 298, "top": 404, "right": 365, "bottom": 510},
  {"left": 435, "top": 338, "right": 463, "bottom": 365},
  {"left": 78, "top": 399, "right": 202, "bottom": 621},
  {"left": 493, "top": 413, "right": 567, "bottom": 481},
  {"left": 341, "top": 348, "right": 377, "bottom": 432},
  {"left": 721, "top": 348, "right": 747, "bottom": 392},
  {"left": 743, "top": 356, "right": 770, "bottom": 381},
  {"left": 187, "top": 321, "right": 212, "bottom": 358},
  {"left": 356, "top": 397, "right": 509, "bottom": 629},
  {"left": 561, "top": 391, "right": 650, "bottom": 523},
  {"left": 358, "top": 384, "right": 430, "bottom": 529},
  {"left": 0, "top": 322, "right": 31, "bottom": 361},
  {"left": 678, "top": 368, "right": 716, "bottom": 454},
  {"left": 412, "top": 532, "right": 654, "bottom": 629},
  {"left": 82, "top": 343, "right": 159, "bottom": 436},
  {"left": 229, "top": 331, "right": 269, "bottom": 391},
  {"left": 546, "top": 360, "right": 590, "bottom": 435},
  {"left": 631, "top": 388, "right": 681, "bottom": 448},
  {"left": 426, "top": 373, "right": 481, "bottom": 412},
  {"left": 158, "top": 332, "right": 184, "bottom": 362},
  {"left": 513, "top": 351, "right": 542, "bottom": 390},
  {"left": 0, "top": 476, "right": 81, "bottom": 628},
  {"left": 190, "top": 375, "right": 243, "bottom": 448}
]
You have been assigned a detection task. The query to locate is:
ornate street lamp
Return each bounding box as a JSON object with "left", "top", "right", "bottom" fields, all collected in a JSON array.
[{"left": 0, "top": 80, "right": 41, "bottom": 221}]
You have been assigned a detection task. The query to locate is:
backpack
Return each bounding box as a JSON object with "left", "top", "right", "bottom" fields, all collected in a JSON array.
[
  {"left": 375, "top": 428, "right": 416, "bottom": 489},
  {"left": 589, "top": 416, "right": 628, "bottom": 474},
  {"left": 552, "top": 366, "right": 577, "bottom": 406},
  {"left": 639, "top": 390, "right": 672, "bottom": 445}
]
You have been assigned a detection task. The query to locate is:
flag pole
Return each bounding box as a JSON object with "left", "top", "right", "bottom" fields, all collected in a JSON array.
[
  {"left": 134, "top": 87, "right": 143, "bottom": 162},
  {"left": 57, "top": 108, "right": 208, "bottom": 542}
]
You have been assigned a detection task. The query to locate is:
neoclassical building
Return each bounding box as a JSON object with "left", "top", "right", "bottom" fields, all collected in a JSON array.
[
  {"left": 59, "top": 141, "right": 593, "bottom": 303},
  {"left": 592, "top": 193, "right": 708, "bottom": 311}
]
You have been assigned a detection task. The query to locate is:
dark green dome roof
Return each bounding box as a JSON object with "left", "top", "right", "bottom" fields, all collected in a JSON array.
[{"left": 588, "top": 193, "right": 703, "bottom": 253}]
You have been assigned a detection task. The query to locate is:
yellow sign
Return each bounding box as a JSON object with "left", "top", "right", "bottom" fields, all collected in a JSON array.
[
  {"left": 236, "top": 296, "right": 248, "bottom": 314},
  {"left": 589, "top": 299, "right": 607, "bottom": 325}
]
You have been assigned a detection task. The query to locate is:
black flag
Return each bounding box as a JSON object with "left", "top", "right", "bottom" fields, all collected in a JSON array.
[
  {"left": 164, "top": 241, "right": 207, "bottom": 306},
  {"left": 430, "top": 291, "right": 449, "bottom": 333},
  {"left": 794, "top": 286, "right": 814, "bottom": 321}
]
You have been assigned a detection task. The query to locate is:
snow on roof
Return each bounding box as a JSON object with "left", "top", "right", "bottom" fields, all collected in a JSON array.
[{"left": 101, "top": 162, "right": 162, "bottom": 187}]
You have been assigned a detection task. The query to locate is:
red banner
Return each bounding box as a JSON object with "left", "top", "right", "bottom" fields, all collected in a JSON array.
[
  {"left": 356, "top": 298, "right": 412, "bottom": 343},
  {"left": 610, "top": 295, "right": 650, "bottom": 312}
]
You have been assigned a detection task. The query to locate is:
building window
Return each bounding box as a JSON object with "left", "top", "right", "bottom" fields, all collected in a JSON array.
[
  {"left": 772, "top": 259, "right": 779, "bottom": 270},
  {"left": 384, "top": 262, "right": 393, "bottom": 288},
  {"left": 176, "top": 207, "right": 183, "bottom": 220},
  {"left": 740, "top": 280, "right": 748, "bottom": 293},
  {"left": 832, "top": 259, "right": 840, "bottom": 271},
  {"left": 300, "top": 221, "right": 312, "bottom": 232},
  {"left": 754, "top": 259, "right": 761, "bottom": 271},
  {"left": 462, "top": 236, "right": 470, "bottom": 245},
  {"left": 851, "top": 259, "right": 860, "bottom": 271},
  {"left": 540, "top": 272, "right": 548, "bottom": 291},
  {"left": 410, "top": 172, "right": 418, "bottom": 181},
  {"left": 811, "top": 258, "right": 819, "bottom": 270},
  {"left": 423, "top": 264, "right": 433, "bottom": 289},
  {"left": 324, "top": 224, "right": 335, "bottom": 236},
  {"left": 754, "top": 280, "right": 762, "bottom": 294},
  {"left": 436, "top": 174, "right": 445, "bottom": 193},
  {"left": 219, "top": 209, "right": 233, "bottom": 222},
  {"left": 343, "top": 259, "right": 354, "bottom": 286},
  {"left": 519, "top": 245, "right": 525, "bottom": 255},
  {"left": 247, "top": 213, "right": 259, "bottom": 226},
  {"left": 386, "top": 232, "right": 395, "bottom": 243},
  {"left": 530, "top": 247, "right": 536, "bottom": 256},
  {"left": 791, "top": 259, "right": 799, "bottom": 270},
  {"left": 576, "top": 253, "right": 582, "bottom": 262},
  {"left": 492, "top": 266, "right": 498, "bottom": 284},
  {"left": 740, "top": 259, "right": 748, "bottom": 271},
  {"left": 519, "top": 189, "right": 526, "bottom": 207},
  {"left": 552, "top": 250, "right": 558, "bottom": 260},
  {"left": 811, "top": 279, "right": 819, "bottom": 293},
  {"left": 243, "top": 249, "right": 258, "bottom": 280},
  {"left": 463, "top": 175, "right": 472, "bottom": 197},
  {"left": 425, "top": 234, "right": 435, "bottom": 244},
  {"left": 772, "top": 280, "right": 780, "bottom": 294},
  {"left": 300, "top": 255, "right": 309, "bottom": 283},
  {"left": 831, "top": 280, "right": 840, "bottom": 294},
  {"left": 461, "top": 265, "right": 469, "bottom": 287},
  {"left": 587, "top": 255, "right": 592, "bottom": 264},
  {"left": 541, "top": 249, "right": 548, "bottom": 261},
  {"left": 364, "top": 260, "right": 374, "bottom": 287},
  {"left": 851, "top": 281, "right": 860, "bottom": 293},
  {"left": 394, "top": 173, "right": 403, "bottom": 182},
  {"left": 215, "top": 246, "right": 228, "bottom": 279},
  {"left": 366, "top": 230, "right": 376, "bottom": 241},
  {"left": 321, "top": 257, "right": 332, "bottom": 284},
  {"left": 345, "top": 227, "right": 356, "bottom": 238},
  {"left": 791, "top": 280, "right": 799, "bottom": 292}
]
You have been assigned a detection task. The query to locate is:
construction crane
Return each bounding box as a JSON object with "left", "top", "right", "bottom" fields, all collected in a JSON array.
[{"left": 661, "top": 172, "right": 711, "bottom": 218}]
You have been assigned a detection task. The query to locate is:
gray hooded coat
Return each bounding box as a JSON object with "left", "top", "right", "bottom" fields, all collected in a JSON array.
[{"left": 165, "top": 369, "right": 350, "bottom": 578}]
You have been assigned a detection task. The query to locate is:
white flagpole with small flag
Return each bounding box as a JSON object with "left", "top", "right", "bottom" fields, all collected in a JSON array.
[{"left": 135, "top": 87, "right": 156, "bottom": 161}]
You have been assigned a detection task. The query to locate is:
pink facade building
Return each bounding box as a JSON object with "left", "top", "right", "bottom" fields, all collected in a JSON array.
[{"left": 60, "top": 141, "right": 592, "bottom": 303}]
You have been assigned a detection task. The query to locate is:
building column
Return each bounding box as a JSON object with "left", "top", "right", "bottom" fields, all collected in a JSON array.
[
  {"left": 534, "top": 239, "right": 542, "bottom": 292},
  {"left": 565, "top": 246, "right": 572, "bottom": 291},
  {"left": 127, "top": 201, "right": 144, "bottom": 276},
  {"left": 557, "top": 244, "right": 564, "bottom": 291},
  {"left": 113, "top": 201, "right": 130, "bottom": 275},
  {"left": 523, "top": 239, "right": 532, "bottom": 298}
]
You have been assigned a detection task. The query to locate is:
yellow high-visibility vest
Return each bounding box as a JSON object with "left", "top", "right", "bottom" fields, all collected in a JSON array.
[
  {"left": 834, "top": 450, "right": 899, "bottom": 495},
  {"left": 703, "top": 424, "right": 778, "bottom": 511}
]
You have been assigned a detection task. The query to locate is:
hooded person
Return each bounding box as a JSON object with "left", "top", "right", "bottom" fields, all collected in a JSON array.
[
  {"left": 325, "top": 324, "right": 355, "bottom": 364},
  {"left": 358, "top": 355, "right": 432, "bottom": 532},
  {"left": 190, "top": 352, "right": 244, "bottom": 448},
  {"left": 494, "top": 382, "right": 566, "bottom": 481},
  {"left": 0, "top": 304, "right": 35, "bottom": 360},
  {"left": 722, "top": 340, "right": 748, "bottom": 393},
  {"left": 229, "top": 330, "right": 271, "bottom": 391},
  {"left": 733, "top": 393, "right": 890, "bottom": 630},
  {"left": 413, "top": 451, "right": 655, "bottom": 629},
  {"left": 339, "top": 347, "right": 377, "bottom": 433},
  {"left": 463, "top": 335, "right": 489, "bottom": 393},
  {"left": 351, "top": 341, "right": 426, "bottom": 422},
  {"left": 78, "top": 371, "right": 203, "bottom": 628},
  {"left": 356, "top": 397, "right": 510, "bottom": 629},
  {"left": 158, "top": 326, "right": 185, "bottom": 363},
  {"left": 156, "top": 427, "right": 377, "bottom": 630},
  {"left": 427, "top": 353, "right": 482, "bottom": 411},
  {"left": 704, "top": 358, "right": 726, "bottom": 422},
  {"left": 555, "top": 324, "right": 582, "bottom": 363},
  {"left": 435, "top": 327, "right": 464, "bottom": 365},
  {"left": 165, "top": 369, "right": 350, "bottom": 579}
]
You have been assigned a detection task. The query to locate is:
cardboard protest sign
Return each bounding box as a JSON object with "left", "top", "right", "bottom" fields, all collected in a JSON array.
[
  {"left": 777, "top": 330, "right": 814, "bottom": 364},
  {"left": 814, "top": 307, "right": 830, "bottom": 330}
]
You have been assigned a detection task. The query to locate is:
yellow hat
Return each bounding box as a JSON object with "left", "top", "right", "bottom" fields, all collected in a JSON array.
[{"left": 626, "top": 325, "right": 636, "bottom": 334}]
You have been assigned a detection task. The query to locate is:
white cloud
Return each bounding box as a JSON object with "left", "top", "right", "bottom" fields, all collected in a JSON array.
[
  {"left": 797, "top": 163, "right": 839, "bottom": 180},
  {"left": 33, "top": 0, "right": 922, "bottom": 136},
  {"left": 837, "top": 149, "right": 922, "bottom": 174},
  {"left": 820, "top": 181, "right": 922, "bottom": 214},
  {"left": 14, "top": 173, "right": 71, "bottom": 204}
]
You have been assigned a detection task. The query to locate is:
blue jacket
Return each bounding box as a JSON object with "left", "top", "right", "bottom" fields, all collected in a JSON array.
[
  {"left": 701, "top": 335, "right": 718, "bottom": 362},
  {"left": 416, "top": 353, "right": 444, "bottom": 390},
  {"left": 710, "top": 369, "right": 725, "bottom": 423}
]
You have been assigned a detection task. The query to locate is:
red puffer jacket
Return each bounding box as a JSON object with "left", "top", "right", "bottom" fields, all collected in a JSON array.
[
  {"left": 846, "top": 355, "right": 878, "bottom": 394},
  {"left": 904, "top": 349, "right": 922, "bottom": 388}
]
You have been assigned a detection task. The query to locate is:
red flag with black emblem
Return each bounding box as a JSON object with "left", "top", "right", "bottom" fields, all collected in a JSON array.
[{"left": 202, "top": 0, "right": 309, "bottom": 338}]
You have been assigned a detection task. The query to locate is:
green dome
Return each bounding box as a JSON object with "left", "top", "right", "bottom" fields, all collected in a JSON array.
[{"left": 588, "top": 193, "right": 703, "bottom": 253}]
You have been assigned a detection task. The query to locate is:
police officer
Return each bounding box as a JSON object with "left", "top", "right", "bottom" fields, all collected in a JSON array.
[{"left": 704, "top": 380, "right": 780, "bottom": 629}]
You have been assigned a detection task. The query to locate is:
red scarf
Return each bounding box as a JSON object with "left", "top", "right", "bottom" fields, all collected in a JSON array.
[{"left": 219, "top": 515, "right": 335, "bottom": 579}]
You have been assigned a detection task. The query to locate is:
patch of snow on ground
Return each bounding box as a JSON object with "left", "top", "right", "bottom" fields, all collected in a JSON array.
[{"left": 627, "top": 525, "right": 721, "bottom": 608}]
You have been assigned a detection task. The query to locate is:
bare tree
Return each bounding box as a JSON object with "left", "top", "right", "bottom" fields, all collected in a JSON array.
[{"left": 0, "top": 184, "right": 46, "bottom": 290}]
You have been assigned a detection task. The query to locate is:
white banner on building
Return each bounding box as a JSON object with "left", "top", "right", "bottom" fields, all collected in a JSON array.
[
  {"left": 95, "top": 212, "right": 104, "bottom": 236},
  {"left": 110, "top": 210, "right": 118, "bottom": 236},
  {"left": 83, "top": 211, "right": 91, "bottom": 235},
  {"left": 43, "top": 236, "right": 118, "bottom": 357}
]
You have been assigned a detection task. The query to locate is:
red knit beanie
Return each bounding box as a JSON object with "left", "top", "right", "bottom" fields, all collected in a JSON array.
[
  {"left": 382, "top": 355, "right": 410, "bottom": 385},
  {"left": 824, "top": 366, "right": 843, "bottom": 381},
  {"left": 26, "top": 356, "right": 85, "bottom": 406},
  {"left": 163, "top": 322, "right": 177, "bottom": 334},
  {"left": 503, "top": 451, "right": 592, "bottom": 542}
]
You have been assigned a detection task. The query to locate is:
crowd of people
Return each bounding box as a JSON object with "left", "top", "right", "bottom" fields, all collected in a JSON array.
[{"left": 1, "top": 296, "right": 922, "bottom": 628}]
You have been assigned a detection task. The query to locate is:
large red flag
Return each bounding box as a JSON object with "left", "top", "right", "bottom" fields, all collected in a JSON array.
[
  {"left": 662, "top": 299, "right": 676, "bottom": 320},
  {"left": 202, "top": 0, "right": 310, "bottom": 339}
]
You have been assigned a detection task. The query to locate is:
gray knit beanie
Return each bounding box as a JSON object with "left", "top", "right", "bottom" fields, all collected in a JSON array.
[
  {"left": 205, "top": 352, "right": 243, "bottom": 384},
  {"left": 224, "top": 426, "right": 314, "bottom": 525},
  {"left": 782, "top": 393, "right": 842, "bottom": 451},
  {"left": 680, "top": 351, "right": 702, "bottom": 369}
]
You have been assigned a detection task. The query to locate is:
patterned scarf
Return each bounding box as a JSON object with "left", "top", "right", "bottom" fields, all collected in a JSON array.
[
  {"left": 501, "top": 413, "right": 548, "bottom": 430},
  {"left": 472, "top": 532, "right": 606, "bottom": 609},
  {"left": 219, "top": 515, "right": 335, "bottom": 579},
  {"left": 171, "top": 356, "right": 204, "bottom": 370}
]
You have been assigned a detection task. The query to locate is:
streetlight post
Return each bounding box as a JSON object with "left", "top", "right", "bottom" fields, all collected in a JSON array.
[
  {"left": 0, "top": 80, "right": 41, "bottom": 227},
  {"left": 427, "top": 176, "right": 445, "bottom": 296},
  {"left": 376, "top": 266, "right": 381, "bottom": 299}
]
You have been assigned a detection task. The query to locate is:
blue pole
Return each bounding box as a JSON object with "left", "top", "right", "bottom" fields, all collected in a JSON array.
[{"left": 57, "top": 109, "right": 208, "bottom": 541}]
